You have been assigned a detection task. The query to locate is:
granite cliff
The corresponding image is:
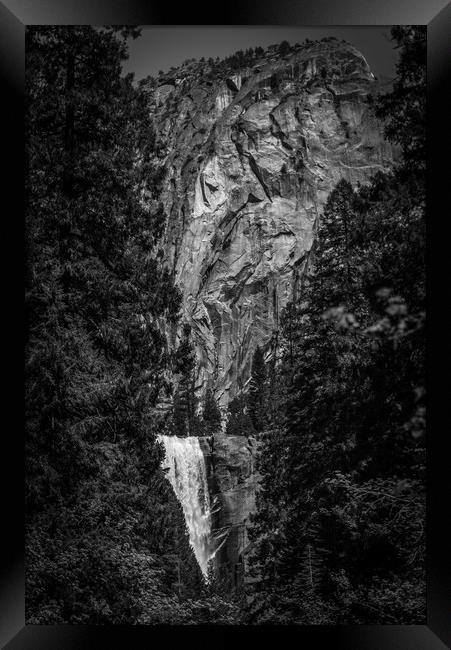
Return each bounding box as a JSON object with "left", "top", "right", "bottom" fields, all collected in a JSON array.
[
  {"left": 151, "top": 38, "right": 395, "bottom": 411},
  {"left": 199, "top": 434, "right": 259, "bottom": 584}
]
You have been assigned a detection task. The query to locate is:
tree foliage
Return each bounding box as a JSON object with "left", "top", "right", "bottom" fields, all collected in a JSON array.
[
  {"left": 225, "top": 394, "right": 254, "bottom": 436},
  {"left": 245, "top": 25, "right": 426, "bottom": 624},
  {"left": 376, "top": 26, "right": 426, "bottom": 172},
  {"left": 248, "top": 346, "right": 268, "bottom": 433},
  {"left": 171, "top": 323, "right": 204, "bottom": 436},
  {"left": 203, "top": 388, "right": 222, "bottom": 434},
  {"left": 25, "top": 25, "right": 237, "bottom": 624}
]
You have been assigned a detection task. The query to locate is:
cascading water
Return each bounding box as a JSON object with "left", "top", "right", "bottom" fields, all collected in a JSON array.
[{"left": 158, "top": 435, "right": 213, "bottom": 577}]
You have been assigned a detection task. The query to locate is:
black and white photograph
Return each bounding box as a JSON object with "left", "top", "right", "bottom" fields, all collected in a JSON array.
[{"left": 23, "top": 23, "right": 428, "bottom": 627}]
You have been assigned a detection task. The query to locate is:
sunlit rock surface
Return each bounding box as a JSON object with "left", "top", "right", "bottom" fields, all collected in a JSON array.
[{"left": 152, "top": 39, "right": 395, "bottom": 409}]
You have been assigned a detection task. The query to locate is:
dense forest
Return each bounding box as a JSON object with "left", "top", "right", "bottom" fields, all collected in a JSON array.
[
  {"left": 25, "top": 26, "right": 425, "bottom": 624},
  {"left": 25, "top": 26, "right": 239, "bottom": 624},
  {"left": 244, "top": 26, "right": 426, "bottom": 624}
]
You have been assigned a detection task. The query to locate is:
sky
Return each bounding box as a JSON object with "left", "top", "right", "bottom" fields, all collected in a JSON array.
[{"left": 122, "top": 27, "right": 399, "bottom": 82}]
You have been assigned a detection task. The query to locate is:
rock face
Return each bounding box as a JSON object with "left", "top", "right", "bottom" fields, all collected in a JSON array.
[
  {"left": 151, "top": 39, "right": 395, "bottom": 410},
  {"left": 199, "top": 434, "right": 259, "bottom": 583}
]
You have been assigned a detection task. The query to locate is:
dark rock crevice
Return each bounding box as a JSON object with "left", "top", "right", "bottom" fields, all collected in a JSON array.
[
  {"left": 246, "top": 153, "right": 273, "bottom": 202},
  {"left": 225, "top": 77, "right": 239, "bottom": 93},
  {"left": 269, "top": 111, "right": 293, "bottom": 151}
]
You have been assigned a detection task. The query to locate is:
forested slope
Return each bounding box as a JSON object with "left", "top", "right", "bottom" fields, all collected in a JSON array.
[{"left": 245, "top": 26, "right": 426, "bottom": 625}]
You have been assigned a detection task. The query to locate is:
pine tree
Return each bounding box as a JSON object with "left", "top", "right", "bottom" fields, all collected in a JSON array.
[
  {"left": 313, "top": 178, "right": 359, "bottom": 310},
  {"left": 202, "top": 388, "right": 222, "bottom": 434},
  {"left": 225, "top": 394, "right": 254, "bottom": 436},
  {"left": 172, "top": 387, "right": 188, "bottom": 437},
  {"left": 248, "top": 346, "right": 268, "bottom": 433},
  {"left": 376, "top": 26, "right": 426, "bottom": 172},
  {"left": 171, "top": 323, "right": 200, "bottom": 436},
  {"left": 278, "top": 40, "right": 291, "bottom": 56}
]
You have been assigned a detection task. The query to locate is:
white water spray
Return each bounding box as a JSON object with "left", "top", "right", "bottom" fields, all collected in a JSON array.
[{"left": 158, "top": 435, "right": 213, "bottom": 576}]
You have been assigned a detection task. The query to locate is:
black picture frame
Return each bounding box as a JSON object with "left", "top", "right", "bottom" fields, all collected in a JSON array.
[{"left": 2, "top": 0, "right": 450, "bottom": 647}]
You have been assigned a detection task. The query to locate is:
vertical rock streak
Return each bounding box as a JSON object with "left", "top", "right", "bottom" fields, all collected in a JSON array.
[{"left": 158, "top": 435, "right": 213, "bottom": 576}]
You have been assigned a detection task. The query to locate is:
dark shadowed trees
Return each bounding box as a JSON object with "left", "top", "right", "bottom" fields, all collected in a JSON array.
[
  {"left": 203, "top": 388, "right": 222, "bottom": 434},
  {"left": 376, "top": 26, "right": 426, "bottom": 172},
  {"left": 246, "top": 25, "right": 426, "bottom": 625},
  {"left": 248, "top": 346, "right": 268, "bottom": 433},
  {"left": 171, "top": 323, "right": 204, "bottom": 436},
  {"left": 278, "top": 40, "right": 291, "bottom": 56},
  {"left": 225, "top": 394, "right": 254, "bottom": 436},
  {"left": 25, "top": 25, "right": 207, "bottom": 624}
]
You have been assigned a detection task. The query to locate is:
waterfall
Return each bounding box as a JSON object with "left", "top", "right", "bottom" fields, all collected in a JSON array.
[{"left": 158, "top": 435, "right": 213, "bottom": 577}]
